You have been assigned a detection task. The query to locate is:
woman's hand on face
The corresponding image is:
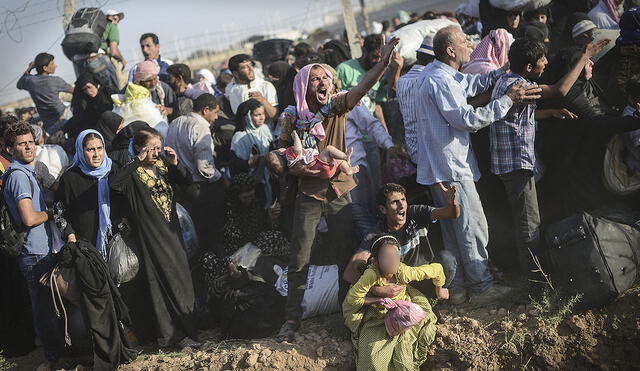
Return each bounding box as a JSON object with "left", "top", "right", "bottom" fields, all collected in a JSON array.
[
  {"left": 136, "top": 146, "right": 148, "bottom": 162},
  {"left": 163, "top": 146, "right": 178, "bottom": 166}
]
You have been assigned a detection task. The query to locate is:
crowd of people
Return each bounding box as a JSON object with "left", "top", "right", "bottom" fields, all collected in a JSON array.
[{"left": 1, "top": 1, "right": 640, "bottom": 370}]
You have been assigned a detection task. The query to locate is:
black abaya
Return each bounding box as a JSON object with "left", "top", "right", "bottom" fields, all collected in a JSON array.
[{"left": 109, "top": 157, "right": 197, "bottom": 347}]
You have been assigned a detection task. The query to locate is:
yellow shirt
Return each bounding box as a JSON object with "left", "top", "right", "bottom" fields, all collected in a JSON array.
[{"left": 344, "top": 262, "right": 445, "bottom": 311}]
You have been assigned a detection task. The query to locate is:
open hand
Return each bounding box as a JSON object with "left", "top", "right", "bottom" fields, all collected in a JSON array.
[
  {"left": 507, "top": 81, "right": 542, "bottom": 105},
  {"left": 551, "top": 108, "right": 578, "bottom": 120},
  {"left": 380, "top": 36, "right": 400, "bottom": 67},
  {"left": 584, "top": 38, "right": 610, "bottom": 58},
  {"left": 439, "top": 183, "right": 458, "bottom": 206},
  {"left": 163, "top": 146, "right": 178, "bottom": 165},
  {"left": 370, "top": 284, "right": 404, "bottom": 298},
  {"left": 289, "top": 161, "right": 321, "bottom": 177},
  {"left": 248, "top": 91, "right": 266, "bottom": 103}
]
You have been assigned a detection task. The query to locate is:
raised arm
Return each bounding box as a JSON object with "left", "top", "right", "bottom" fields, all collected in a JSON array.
[
  {"left": 539, "top": 39, "right": 609, "bottom": 99},
  {"left": 346, "top": 37, "right": 400, "bottom": 111}
]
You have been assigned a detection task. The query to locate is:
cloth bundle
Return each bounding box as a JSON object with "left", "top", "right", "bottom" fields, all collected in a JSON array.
[
  {"left": 379, "top": 298, "right": 426, "bottom": 337},
  {"left": 111, "top": 83, "right": 168, "bottom": 137}
]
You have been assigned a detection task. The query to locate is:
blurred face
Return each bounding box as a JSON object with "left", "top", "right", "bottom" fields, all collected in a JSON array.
[
  {"left": 306, "top": 66, "right": 332, "bottom": 108},
  {"left": 167, "top": 74, "right": 187, "bottom": 94},
  {"left": 83, "top": 137, "right": 105, "bottom": 168},
  {"left": 507, "top": 13, "right": 521, "bottom": 29},
  {"left": 82, "top": 82, "right": 99, "bottom": 98},
  {"left": 9, "top": 133, "right": 36, "bottom": 164},
  {"left": 234, "top": 60, "right": 255, "bottom": 84},
  {"left": 107, "top": 15, "right": 120, "bottom": 24},
  {"left": 43, "top": 60, "right": 57, "bottom": 74},
  {"left": 535, "top": 14, "right": 548, "bottom": 24},
  {"left": 450, "top": 29, "right": 474, "bottom": 66},
  {"left": 238, "top": 189, "right": 256, "bottom": 207},
  {"left": 267, "top": 152, "right": 285, "bottom": 176},
  {"left": 584, "top": 59, "right": 593, "bottom": 80},
  {"left": 140, "top": 136, "right": 162, "bottom": 166},
  {"left": 251, "top": 106, "right": 266, "bottom": 127},
  {"left": 380, "top": 191, "right": 408, "bottom": 228},
  {"left": 376, "top": 243, "right": 401, "bottom": 276},
  {"left": 140, "top": 37, "right": 160, "bottom": 60},
  {"left": 139, "top": 75, "right": 159, "bottom": 89},
  {"left": 574, "top": 29, "right": 595, "bottom": 48},
  {"left": 363, "top": 47, "right": 382, "bottom": 70}
]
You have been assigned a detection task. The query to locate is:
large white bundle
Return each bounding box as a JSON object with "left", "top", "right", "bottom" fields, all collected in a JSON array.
[
  {"left": 390, "top": 19, "right": 458, "bottom": 65},
  {"left": 112, "top": 95, "right": 168, "bottom": 138},
  {"left": 457, "top": 0, "right": 480, "bottom": 18},
  {"left": 489, "top": 0, "right": 552, "bottom": 12},
  {"left": 36, "top": 144, "right": 69, "bottom": 180}
]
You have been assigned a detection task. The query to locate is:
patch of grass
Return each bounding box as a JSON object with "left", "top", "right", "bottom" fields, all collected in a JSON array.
[
  {"left": 529, "top": 287, "right": 583, "bottom": 327},
  {"left": 526, "top": 249, "right": 584, "bottom": 327},
  {"left": 0, "top": 351, "right": 16, "bottom": 371},
  {"left": 500, "top": 323, "right": 531, "bottom": 354}
]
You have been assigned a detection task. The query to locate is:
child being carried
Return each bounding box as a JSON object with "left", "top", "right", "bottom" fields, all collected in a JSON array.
[{"left": 268, "top": 130, "right": 359, "bottom": 179}]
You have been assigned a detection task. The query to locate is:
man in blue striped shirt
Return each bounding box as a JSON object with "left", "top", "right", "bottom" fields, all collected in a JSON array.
[
  {"left": 414, "top": 25, "right": 543, "bottom": 305},
  {"left": 490, "top": 37, "right": 608, "bottom": 277},
  {"left": 397, "top": 34, "right": 436, "bottom": 163}
]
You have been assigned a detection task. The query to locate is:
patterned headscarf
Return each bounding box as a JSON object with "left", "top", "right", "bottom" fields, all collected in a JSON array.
[
  {"left": 462, "top": 28, "right": 514, "bottom": 75},
  {"left": 134, "top": 60, "right": 160, "bottom": 83}
]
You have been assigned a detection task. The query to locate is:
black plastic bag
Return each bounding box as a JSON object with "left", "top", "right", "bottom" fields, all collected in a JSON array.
[{"left": 107, "top": 228, "right": 139, "bottom": 285}]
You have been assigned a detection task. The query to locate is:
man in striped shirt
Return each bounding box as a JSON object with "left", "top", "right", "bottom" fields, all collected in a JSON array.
[{"left": 397, "top": 35, "right": 436, "bottom": 163}]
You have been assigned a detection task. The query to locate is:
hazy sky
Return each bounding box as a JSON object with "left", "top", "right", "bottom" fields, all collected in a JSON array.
[
  {"left": 0, "top": 0, "right": 453, "bottom": 106},
  {"left": 0, "top": 0, "right": 351, "bottom": 105}
]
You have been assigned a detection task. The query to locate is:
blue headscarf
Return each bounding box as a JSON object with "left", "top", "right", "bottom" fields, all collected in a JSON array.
[{"left": 71, "top": 129, "right": 113, "bottom": 257}]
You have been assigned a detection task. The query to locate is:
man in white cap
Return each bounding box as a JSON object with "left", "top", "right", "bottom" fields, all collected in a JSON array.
[
  {"left": 396, "top": 33, "right": 436, "bottom": 163},
  {"left": 102, "top": 9, "right": 127, "bottom": 88},
  {"left": 572, "top": 19, "right": 598, "bottom": 48}
]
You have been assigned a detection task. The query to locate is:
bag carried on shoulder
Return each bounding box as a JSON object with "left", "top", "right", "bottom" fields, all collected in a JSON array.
[{"left": 0, "top": 168, "right": 34, "bottom": 257}]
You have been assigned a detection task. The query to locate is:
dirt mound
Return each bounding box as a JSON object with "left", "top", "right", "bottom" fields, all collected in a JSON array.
[{"left": 7, "top": 288, "right": 640, "bottom": 370}]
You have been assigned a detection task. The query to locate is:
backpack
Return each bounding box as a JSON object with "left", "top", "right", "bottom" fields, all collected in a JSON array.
[
  {"left": 61, "top": 8, "right": 107, "bottom": 60},
  {"left": 0, "top": 168, "right": 34, "bottom": 257}
]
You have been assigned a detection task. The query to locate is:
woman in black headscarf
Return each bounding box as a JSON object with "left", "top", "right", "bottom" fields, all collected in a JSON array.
[
  {"left": 321, "top": 40, "right": 351, "bottom": 69},
  {"left": 108, "top": 121, "right": 152, "bottom": 168},
  {"left": 68, "top": 73, "right": 115, "bottom": 138},
  {"left": 267, "top": 61, "right": 296, "bottom": 115},
  {"left": 95, "top": 112, "right": 124, "bottom": 151}
]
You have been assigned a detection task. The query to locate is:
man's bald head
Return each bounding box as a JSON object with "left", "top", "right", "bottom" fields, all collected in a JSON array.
[{"left": 433, "top": 25, "right": 472, "bottom": 68}]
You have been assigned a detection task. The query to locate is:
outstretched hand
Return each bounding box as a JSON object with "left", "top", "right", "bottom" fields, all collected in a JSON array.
[
  {"left": 380, "top": 36, "right": 400, "bottom": 67},
  {"left": 438, "top": 183, "right": 458, "bottom": 206},
  {"left": 550, "top": 108, "right": 578, "bottom": 120},
  {"left": 507, "top": 81, "right": 542, "bottom": 105},
  {"left": 584, "top": 38, "right": 610, "bottom": 58}
]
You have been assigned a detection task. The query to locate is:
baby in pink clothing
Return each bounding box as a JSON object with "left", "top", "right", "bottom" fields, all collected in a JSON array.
[{"left": 267, "top": 131, "right": 359, "bottom": 179}]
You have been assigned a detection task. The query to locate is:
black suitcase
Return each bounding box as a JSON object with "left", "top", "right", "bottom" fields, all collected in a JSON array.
[
  {"left": 544, "top": 211, "right": 640, "bottom": 309},
  {"left": 61, "top": 8, "right": 107, "bottom": 60}
]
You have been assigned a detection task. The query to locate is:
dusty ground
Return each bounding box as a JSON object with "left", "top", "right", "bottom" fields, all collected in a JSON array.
[{"left": 6, "top": 285, "right": 640, "bottom": 371}]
